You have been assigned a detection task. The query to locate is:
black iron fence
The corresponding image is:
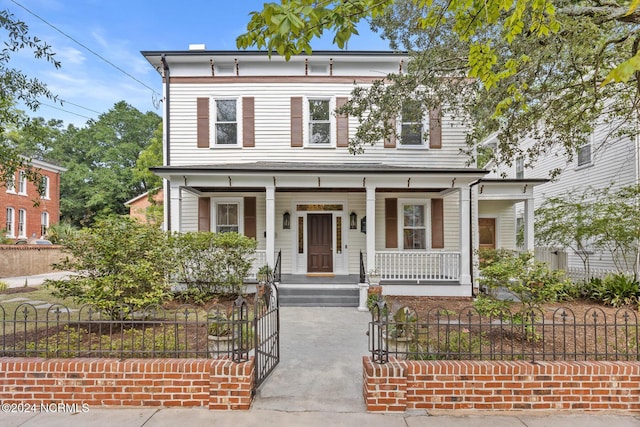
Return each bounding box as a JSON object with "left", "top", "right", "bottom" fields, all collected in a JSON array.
[
  {"left": 369, "top": 300, "right": 640, "bottom": 364},
  {"left": 0, "top": 286, "right": 279, "bottom": 363}
]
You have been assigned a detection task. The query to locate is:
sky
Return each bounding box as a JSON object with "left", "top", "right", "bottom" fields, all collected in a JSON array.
[{"left": 3, "top": 0, "right": 390, "bottom": 127}]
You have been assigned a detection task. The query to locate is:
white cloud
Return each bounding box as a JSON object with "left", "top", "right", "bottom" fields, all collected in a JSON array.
[{"left": 54, "top": 46, "right": 86, "bottom": 65}]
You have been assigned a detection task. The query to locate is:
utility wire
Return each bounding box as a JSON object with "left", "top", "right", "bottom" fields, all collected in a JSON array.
[
  {"left": 39, "top": 103, "right": 93, "bottom": 120},
  {"left": 10, "top": 0, "right": 161, "bottom": 97},
  {"left": 59, "top": 99, "right": 102, "bottom": 115}
]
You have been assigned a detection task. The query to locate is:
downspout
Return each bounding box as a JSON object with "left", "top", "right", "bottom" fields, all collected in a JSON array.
[
  {"left": 469, "top": 179, "right": 482, "bottom": 297},
  {"left": 161, "top": 54, "right": 171, "bottom": 231}
]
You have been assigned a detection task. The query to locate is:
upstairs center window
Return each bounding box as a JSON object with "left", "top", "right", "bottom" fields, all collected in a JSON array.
[
  {"left": 308, "top": 99, "right": 331, "bottom": 145},
  {"left": 400, "top": 100, "right": 425, "bottom": 146},
  {"left": 577, "top": 143, "right": 592, "bottom": 167},
  {"left": 215, "top": 100, "right": 237, "bottom": 145}
]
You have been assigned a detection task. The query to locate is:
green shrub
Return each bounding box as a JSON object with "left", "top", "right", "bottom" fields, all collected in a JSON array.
[
  {"left": 0, "top": 280, "right": 8, "bottom": 292},
  {"left": 473, "top": 294, "right": 511, "bottom": 319},
  {"left": 46, "top": 216, "right": 175, "bottom": 319},
  {"left": 46, "top": 221, "right": 79, "bottom": 244},
  {"left": 600, "top": 273, "right": 639, "bottom": 307}
]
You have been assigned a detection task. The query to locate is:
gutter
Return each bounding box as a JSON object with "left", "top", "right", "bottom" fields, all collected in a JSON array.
[
  {"left": 161, "top": 54, "right": 171, "bottom": 231},
  {"left": 469, "top": 179, "right": 483, "bottom": 297}
]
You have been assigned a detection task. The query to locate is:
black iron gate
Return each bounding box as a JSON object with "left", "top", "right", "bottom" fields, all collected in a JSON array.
[{"left": 252, "top": 282, "right": 280, "bottom": 390}]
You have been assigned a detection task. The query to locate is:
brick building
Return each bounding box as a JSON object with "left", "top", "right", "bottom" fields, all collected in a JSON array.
[{"left": 1, "top": 159, "right": 65, "bottom": 241}]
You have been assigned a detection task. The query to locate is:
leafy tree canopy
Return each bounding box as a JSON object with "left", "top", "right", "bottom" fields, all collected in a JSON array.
[
  {"left": 1, "top": 9, "right": 60, "bottom": 189},
  {"left": 238, "top": 0, "right": 640, "bottom": 170}
]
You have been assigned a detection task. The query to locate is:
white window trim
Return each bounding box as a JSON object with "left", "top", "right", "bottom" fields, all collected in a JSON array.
[
  {"left": 397, "top": 103, "right": 429, "bottom": 149},
  {"left": 5, "top": 173, "right": 16, "bottom": 194},
  {"left": 515, "top": 158, "right": 524, "bottom": 179},
  {"left": 304, "top": 96, "right": 336, "bottom": 148},
  {"left": 42, "top": 175, "right": 50, "bottom": 200},
  {"left": 211, "top": 197, "right": 244, "bottom": 234},
  {"left": 5, "top": 207, "right": 15, "bottom": 238},
  {"left": 479, "top": 215, "right": 500, "bottom": 249},
  {"left": 18, "top": 208, "right": 26, "bottom": 238},
  {"left": 18, "top": 171, "right": 27, "bottom": 196},
  {"left": 398, "top": 199, "right": 432, "bottom": 251},
  {"left": 211, "top": 97, "right": 243, "bottom": 147},
  {"left": 41, "top": 211, "right": 49, "bottom": 237}
]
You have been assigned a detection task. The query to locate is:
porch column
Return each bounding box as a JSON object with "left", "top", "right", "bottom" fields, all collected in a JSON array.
[
  {"left": 524, "top": 198, "right": 535, "bottom": 252},
  {"left": 459, "top": 186, "right": 471, "bottom": 285},
  {"left": 265, "top": 185, "right": 276, "bottom": 267},
  {"left": 169, "top": 181, "right": 182, "bottom": 232},
  {"left": 366, "top": 185, "right": 376, "bottom": 272}
]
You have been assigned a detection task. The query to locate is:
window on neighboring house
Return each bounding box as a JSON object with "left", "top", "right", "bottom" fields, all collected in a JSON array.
[
  {"left": 216, "top": 203, "right": 239, "bottom": 233},
  {"left": 41, "top": 212, "right": 49, "bottom": 237},
  {"left": 214, "top": 99, "right": 238, "bottom": 145},
  {"left": 308, "top": 99, "right": 331, "bottom": 145},
  {"left": 42, "top": 175, "right": 50, "bottom": 199},
  {"left": 402, "top": 204, "right": 427, "bottom": 249},
  {"left": 577, "top": 143, "right": 592, "bottom": 167},
  {"left": 5, "top": 207, "right": 15, "bottom": 237},
  {"left": 5, "top": 173, "right": 16, "bottom": 193},
  {"left": 18, "top": 171, "right": 27, "bottom": 195},
  {"left": 18, "top": 209, "right": 26, "bottom": 238},
  {"left": 400, "top": 100, "right": 425, "bottom": 146},
  {"left": 516, "top": 158, "right": 524, "bottom": 179}
]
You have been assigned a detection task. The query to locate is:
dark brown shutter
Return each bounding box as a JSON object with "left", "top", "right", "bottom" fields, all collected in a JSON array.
[
  {"left": 385, "top": 198, "right": 398, "bottom": 248},
  {"left": 244, "top": 196, "right": 256, "bottom": 239},
  {"left": 291, "top": 97, "right": 303, "bottom": 147},
  {"left": 431, "top": 198, "right": 444, "bottom": 248},
  {"left": 336, "top": 97, "right": 349, "bottom": 147},
  {"left": 198, "top": 197, "right": 210, "bottom": 232},
  {"left": 197, "top": 98, "right": 210, "bottom": 148},
  {"left": 243, "top": 97, "right": 255, "bottom": 147},
  {"left": 429, "top": 106, "right": 442, "bottom": 149},
  {"left": 384, "top": 118, "right": 396, "bottom": 148}
]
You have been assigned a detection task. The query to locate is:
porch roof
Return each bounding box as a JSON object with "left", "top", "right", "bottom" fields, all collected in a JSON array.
[
  {"left": 476, "top": 178, "right": 549, "bottom": 201},
  {"left": 151, "top": 162, "right": 489, "bottom": 191}
]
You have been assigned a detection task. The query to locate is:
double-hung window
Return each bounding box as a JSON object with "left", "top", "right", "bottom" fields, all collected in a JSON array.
[
  {"left": 18, "top": 171, "right": 27, "bottom": 195},
  {"left": 5, "top": 207, "right": 14, "bottom": 237},
  {"left": 18, "top": 209, "right": 26, "bottom": 238},
  {"left": 400, "top": 100, "right": 425, "bottom": 146},
  {"left": 515, "top": 158, "right": 524, "bottom": 179},
  {"left": 42, "top": 175, "right": 50, "bottom": 199},
  {"left": 6, "top": 173, "right": 16, "bottom": 193},
  {"left": 403, "top": 204, "right": 427, "bottom": 249},
  {"left": 308, "top": 99, "right": 331, "bottom": 145},
  {"left": 41, "top": 212, "right": 49, "bottom": 237},
  {"left": 216, "top": 203, "right": 239, "bottom": 233},
  {"left": 577, "top": 143, "right": 592, "bottom": 167},
  {"left": 214, "top": 99, "right": 238, "bottom": 145}
]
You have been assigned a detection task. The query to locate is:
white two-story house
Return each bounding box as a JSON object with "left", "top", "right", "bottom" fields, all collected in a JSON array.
[{"left": 142, "top": 48, "right": 544, "bottom": 300}]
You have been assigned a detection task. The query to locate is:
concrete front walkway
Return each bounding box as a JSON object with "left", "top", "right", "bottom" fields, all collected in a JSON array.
[{"left": 251, "top": 306, "right": 371, "bottom": 412}]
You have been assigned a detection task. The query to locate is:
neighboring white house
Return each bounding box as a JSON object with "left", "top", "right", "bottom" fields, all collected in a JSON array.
[
  {"left": 485, "top": 120, "right": 640, "bottom": 277},
  {"left": 141, "top": 48, "right": 545, "bottom": 298}
]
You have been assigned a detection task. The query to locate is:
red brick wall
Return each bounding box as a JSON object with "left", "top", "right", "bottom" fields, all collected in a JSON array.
[
  {"left": 1, "top": 168, "right": 62, "bottom": 239},
  {"left": 0, "top": 357, "right": 254, "bottom": 410},
  {"left": 363, "top": 357, "right": 640, "bottom": 412}
]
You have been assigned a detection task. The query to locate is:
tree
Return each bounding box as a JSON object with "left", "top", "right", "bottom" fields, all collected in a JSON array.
[
  {"left": 1, "top": 9, "right": 60, "bottom": 187},
  {"left": 535, "top": 185, "right": 640, "bottom": 281},
  {"left": 238, "top": 1, "right": 640, "bottom": 171},
  {"left": 49, "top": 102, "right": 162, "bottom": 227}
]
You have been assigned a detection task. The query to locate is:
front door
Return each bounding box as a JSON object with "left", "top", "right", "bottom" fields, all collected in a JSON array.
[
  {"left": 307, "top": 213, "right": 333, "bottom": 273},
  {"left": 478, "top": 218, "right": 496, "bottom": 249}
]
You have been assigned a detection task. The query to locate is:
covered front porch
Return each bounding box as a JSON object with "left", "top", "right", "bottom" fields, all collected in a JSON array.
[{"left": 152, "top": 162, "right": 489, "bottom": 297}]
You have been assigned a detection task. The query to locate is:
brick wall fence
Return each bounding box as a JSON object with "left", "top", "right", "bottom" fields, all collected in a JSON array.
[
  {"left": 0, "top": 246, "right": 67, "bottom": 277},
  {"left": 363, "top": 357, "right": 640, "bottom": 412},
  {"left": 0, "top": 357, "right": 254, "bottom": 410}
]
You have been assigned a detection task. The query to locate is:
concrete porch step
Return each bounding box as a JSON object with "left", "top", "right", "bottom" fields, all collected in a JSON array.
[{"left": 278, "top": 285, "right": 359, "bottom": 307}]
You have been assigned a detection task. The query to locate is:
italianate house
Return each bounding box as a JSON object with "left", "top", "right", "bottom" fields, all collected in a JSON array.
[{"left": 142, "top": 48, "right": 544, "bottom": 302}]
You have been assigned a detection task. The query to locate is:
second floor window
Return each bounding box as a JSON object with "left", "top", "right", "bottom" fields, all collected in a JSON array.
[
  {"left": 577, "top": 143, "right": 592, "bottom": 167},
  {"left": 215, "top": 99, "right": 237, "bottom": 145},
  {"left": 42, "top": 175, "right": 50, "bottom": 199},
  {"left": 5, "top": 173, "right": 16, "bottom": 193},
  {"left": 18, "top": 171, "right": 27, "bottom": 195},
  {"left": 516, "top": 158, "right": 524, "bottom": 179},
  {"left": 400, "top": 100, "right": 425, "bottom": 146},
  {"left": 308, "top": 99, "right": 331, "bottom": 145},
  {"left": 5, "top": 207, "right": 15, "bottom": 237}
]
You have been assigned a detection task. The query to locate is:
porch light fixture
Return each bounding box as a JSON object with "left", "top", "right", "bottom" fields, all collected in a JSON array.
[
  {"left": 360, "top": 216, "right": 366, "bottom": 234},
  {"left": 350, "top": 212, "right": 357, "bottom": 229},
  {"left": 283, "top": 211, "right": 291, "bottom": 229}
]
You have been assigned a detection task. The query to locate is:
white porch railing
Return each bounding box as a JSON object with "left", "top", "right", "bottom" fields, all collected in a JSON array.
[
  {"left": 374, "top": 251, "right": 460, "bottom": 281},
  {"left": 247, "top": 250, "right": 267, "bottom": 280}
]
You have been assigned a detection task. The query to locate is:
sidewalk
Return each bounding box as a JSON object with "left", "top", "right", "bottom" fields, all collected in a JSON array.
[
  {"left": 0, "top": 407, "right": 638, "bottom": 427},
  {"left": 1, "top": 271, "right": 75, "bottom": 288}
]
